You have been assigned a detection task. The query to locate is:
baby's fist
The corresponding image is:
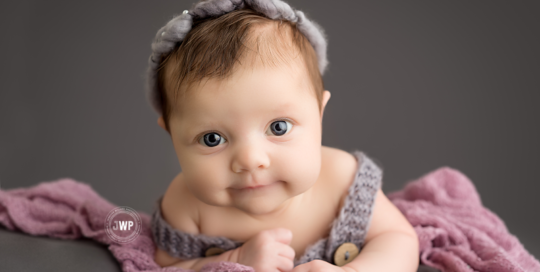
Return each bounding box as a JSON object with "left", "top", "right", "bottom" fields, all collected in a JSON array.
[{"left": 236, "top": 228, "right": 295, "bottom": 272}]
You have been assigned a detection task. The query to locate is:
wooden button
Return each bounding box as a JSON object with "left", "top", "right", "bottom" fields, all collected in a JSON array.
[
  {"left": 205, "top": 247, "right": 226, "bottom": 257},
  {"left": 333, "top": 242, "right": 359, "bottom": 266}
]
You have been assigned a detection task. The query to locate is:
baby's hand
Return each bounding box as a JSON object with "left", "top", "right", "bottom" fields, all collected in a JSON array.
[
  {"left": 292, "top": 260, "right": 354, "bottom": 272},
  {"left": 235, "top": 228, "right": 295, "bottom": 272}
]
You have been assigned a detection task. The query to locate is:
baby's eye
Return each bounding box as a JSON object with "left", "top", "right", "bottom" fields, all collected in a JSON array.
[
  {"left": 199, "top": 132, "right": 226, "bottom": 147},
  {"left": 266, "top": 120, "right": 293, "bottom": 136}
]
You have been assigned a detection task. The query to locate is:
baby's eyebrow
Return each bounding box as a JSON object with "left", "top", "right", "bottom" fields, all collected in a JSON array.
[
  {"left": 183, "top": 122, "right": 219, "bottom": 135},
  {"left": 181, "top": 103, "right": 297, "bottom": 131},
  {"left": 275, "top": 102, "right": 293, "bottom": 110}
]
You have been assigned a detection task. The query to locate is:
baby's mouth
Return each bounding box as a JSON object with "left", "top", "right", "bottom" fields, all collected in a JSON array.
[
  {"left": 229, "top": 181, "right": 279, "bottom": 192},
  {"left": 240, "top": 184, "right": 266, "bottom": 190}
]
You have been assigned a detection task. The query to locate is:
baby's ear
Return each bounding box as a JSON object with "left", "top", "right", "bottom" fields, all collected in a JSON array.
[
  {"left": 157, "top": 116, "right": 168, "bottom": 131},
  {"left": 320, "top": 90, "right": 331, "bottom": 119}
]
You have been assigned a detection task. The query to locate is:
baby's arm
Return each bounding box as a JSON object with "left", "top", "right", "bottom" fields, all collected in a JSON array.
[
  {"left": 293, "top": 189, "right": 419, "bottom": 272},
  {"left": 156, "top": 228, "right": 295, "bottom": 272}
]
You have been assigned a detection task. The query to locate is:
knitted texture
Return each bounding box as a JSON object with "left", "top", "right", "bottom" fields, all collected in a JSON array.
[
  {"left": 151, "top": 151, "right": 382, "bottom": 266},
  {"left": 146, "top": 0, "right": 328, "bottom": 115},
  {"left": 151, "top": 198, "right": 243, "bottom": 259}
]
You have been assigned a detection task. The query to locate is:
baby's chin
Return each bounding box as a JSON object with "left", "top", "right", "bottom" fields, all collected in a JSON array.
[
  {"left": 232, "top": 197, "right": 291, "bottom": 216},
  {"left": 194, "top": 180, "right": 309, "bottom": 216},
  {"left": 225, "top": 181, "right": 300, "bottom": 216}
]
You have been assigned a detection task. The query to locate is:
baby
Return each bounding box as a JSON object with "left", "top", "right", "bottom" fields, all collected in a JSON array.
[{"left": 147, "top": 0, "right": 419, "bottom": 271}]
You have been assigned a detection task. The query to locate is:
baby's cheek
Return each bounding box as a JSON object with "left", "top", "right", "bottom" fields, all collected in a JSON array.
[
  {"left": 182, "top": 159, "right": 232, "bottom": 206},
  {"left": 277, "top": 139, "right": 322, "bottom": 193}
]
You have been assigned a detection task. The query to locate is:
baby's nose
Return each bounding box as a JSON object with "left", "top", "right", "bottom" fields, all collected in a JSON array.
[{"left": 230, "top": 141, "right": 270, "bottom": 173}]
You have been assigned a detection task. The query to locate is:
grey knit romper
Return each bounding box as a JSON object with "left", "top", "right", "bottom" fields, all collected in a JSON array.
[{"left": 151, "top": 150, "right": 382, "bottom": 266}]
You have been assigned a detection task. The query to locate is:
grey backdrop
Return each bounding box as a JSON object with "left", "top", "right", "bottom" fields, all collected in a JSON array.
[{"left": 1, "top": 0, "right": 538, "bottom": 260}]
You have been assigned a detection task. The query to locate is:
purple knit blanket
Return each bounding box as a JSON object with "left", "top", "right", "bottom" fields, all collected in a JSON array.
[{"left": 0, "top": 167, "right": 538, "bottom": 272}]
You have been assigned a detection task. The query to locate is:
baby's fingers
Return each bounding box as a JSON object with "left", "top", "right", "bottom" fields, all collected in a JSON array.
[
  {"left": 276, "top": 255, "right": 295, "bottom": 272},
  {"left": 265, "top": 228, "right": 293, "bottom": 245},
  {"left": 277, "top": 243, "right": 295, "bottom": 261}
]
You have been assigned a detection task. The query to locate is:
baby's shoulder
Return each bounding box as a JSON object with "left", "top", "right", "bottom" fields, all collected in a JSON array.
[
  {"left": 160, "top": 173, "right": 200, "bottom": 234},
  {"left": 318, "top": 146, "right": 359, "bottom": 205}
]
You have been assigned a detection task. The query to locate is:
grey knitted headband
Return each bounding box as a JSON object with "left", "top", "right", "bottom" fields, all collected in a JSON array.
[{"left": 146, "top": 0, "right": 328, "bottom": 115}]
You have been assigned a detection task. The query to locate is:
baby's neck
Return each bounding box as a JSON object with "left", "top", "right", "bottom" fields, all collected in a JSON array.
[{"left": 236, "top": 186, "right": 316, "bottom": 223}]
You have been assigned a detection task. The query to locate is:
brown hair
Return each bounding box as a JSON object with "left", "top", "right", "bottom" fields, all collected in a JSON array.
[{"left": 156, "top": 8, "right": 324, "bottom": 131}]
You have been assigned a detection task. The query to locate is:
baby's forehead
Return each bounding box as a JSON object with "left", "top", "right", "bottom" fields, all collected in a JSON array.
[
  {"left": 185, "top": 60, "right": 314, "bottom": 105},
  {"left": 171, "top": 68, "right": 316, "bottom": 124}
]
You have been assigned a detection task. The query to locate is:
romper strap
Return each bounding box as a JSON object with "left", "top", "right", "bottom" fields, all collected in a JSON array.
[
  {"left": 294, "top": 151, "right": 382, "bottom": 265},
  {"left": 151, "top": 197, "right": 243, "bottom": 259},
  {"left": 324, "top": 151, "right": 383, "bottom": 261}
]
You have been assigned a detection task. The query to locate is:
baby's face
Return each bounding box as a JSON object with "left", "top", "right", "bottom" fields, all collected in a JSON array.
[{"left": 166, "top": 61, "right": 328, "bottom": 215}]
